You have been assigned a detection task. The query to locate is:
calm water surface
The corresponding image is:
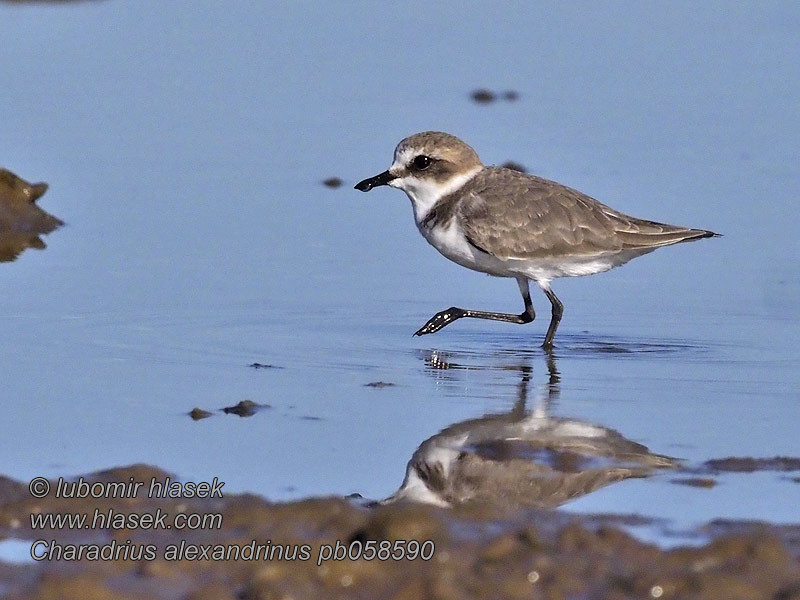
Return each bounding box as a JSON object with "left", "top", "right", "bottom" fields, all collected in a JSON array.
[{"left": 1, "top": 1, "right": 798, "bottom": 539}]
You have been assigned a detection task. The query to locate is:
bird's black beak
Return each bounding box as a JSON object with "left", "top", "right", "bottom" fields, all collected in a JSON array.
[{"left": 354, "top": 170, "right": 396, "bottom": 192}]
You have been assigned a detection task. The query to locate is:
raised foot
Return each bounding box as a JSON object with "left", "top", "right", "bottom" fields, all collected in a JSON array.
[{"left": 413, "top": 307, "right": 465, "bottom": 336}]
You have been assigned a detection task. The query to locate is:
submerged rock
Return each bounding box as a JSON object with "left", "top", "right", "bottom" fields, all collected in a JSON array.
[
  {"left": 188, "top": 408, "right": 213, "bottom": 420},
  {"left": 364, "top": 381, "right": 396, "bottom": 388},
  {"left": 0, "top": 168, "right": 63, "bottom": 262},
  {"left": 222, "top": 399, "right": 269, "bottom": 417}
]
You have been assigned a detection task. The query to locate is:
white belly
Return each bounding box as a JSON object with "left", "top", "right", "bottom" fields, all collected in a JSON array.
[
  {"left": 417, "top": 219, "right": 650, "bottom": 283},
  {"left": 418, "top": 220, "right": 515, "bottom": 277}
]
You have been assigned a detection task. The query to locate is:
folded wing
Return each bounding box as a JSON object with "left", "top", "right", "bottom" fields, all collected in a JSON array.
[{"left": 459, "top": 168, "right": 716, "bottom": 260}]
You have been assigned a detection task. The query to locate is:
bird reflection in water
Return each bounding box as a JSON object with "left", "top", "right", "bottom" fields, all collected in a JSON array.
[{"left": 384, "top": 350, "right": 676, "bottom": 508}]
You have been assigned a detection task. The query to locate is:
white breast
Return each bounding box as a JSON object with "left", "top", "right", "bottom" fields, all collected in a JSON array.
[{"left": 419, "top": 219, "right": 473, "bottom": 266}]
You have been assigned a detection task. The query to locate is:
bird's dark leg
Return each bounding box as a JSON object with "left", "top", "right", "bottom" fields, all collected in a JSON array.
[
  {"left": 541, "top": 284, "right": 564, "bottom": 350},
  {"left": 413, "top": 277, "right": 535, "bottom": 336}
]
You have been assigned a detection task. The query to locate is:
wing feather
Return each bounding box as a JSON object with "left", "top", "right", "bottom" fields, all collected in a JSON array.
[{"left": 458, "top": 168, "right": 715, "bottom": 260}]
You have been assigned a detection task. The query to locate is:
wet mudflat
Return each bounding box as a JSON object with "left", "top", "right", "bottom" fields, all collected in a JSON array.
[
  {"left": 1, "top": 1, "right": 799, "bottom": 598},
  {"left": 1, "top": 465, "right": 799, "bottom": 600}
]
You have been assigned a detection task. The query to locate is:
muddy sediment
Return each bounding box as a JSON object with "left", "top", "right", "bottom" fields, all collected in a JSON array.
[{"left": 1, "top": 465, "right": 798, "bottom": 600}]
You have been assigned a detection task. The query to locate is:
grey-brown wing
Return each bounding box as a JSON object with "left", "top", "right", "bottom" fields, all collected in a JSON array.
[{"left": 459, "top": 168, "right": 714, "bottom": 260}]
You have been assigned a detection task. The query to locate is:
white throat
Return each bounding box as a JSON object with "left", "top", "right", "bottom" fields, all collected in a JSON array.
[{"left": 390, "top": 166, "right": 482, "bottom": 224}]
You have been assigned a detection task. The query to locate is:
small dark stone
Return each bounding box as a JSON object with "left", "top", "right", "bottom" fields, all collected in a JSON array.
[
  {"left": 322, "top": 177, "right": 343, "bottom": 188},
  {"left": 502, "top": 90, "right": 519, "bottom": 101},
  {"left": 364, "top": 381, "right": 396, "bottom": 388},
  {"left": 189, "top": 408, "right": 212, "bottom": 420},
  {"left": 471, "top": 89, "right": 496, "bottom": 104},
  {"left": 501, "top": 161, "right": 527, "bottom": 173}
]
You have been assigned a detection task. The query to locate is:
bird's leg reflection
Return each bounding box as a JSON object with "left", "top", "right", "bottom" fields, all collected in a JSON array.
[
  {"left": 546, "top": 350, "right": 560, "bottom": 389},
  {"left": 420, "top": 348, "right": 561, "bottom": 421},
  {"left": 421, "top": 348, "right": 560, "bottom": 412},
  {"left": 533, "top": 349, "right": 561, "bottom": 418}
]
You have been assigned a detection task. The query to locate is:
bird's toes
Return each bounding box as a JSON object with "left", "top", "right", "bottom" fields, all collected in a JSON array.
[
  {"left": 414, "top": 321, "right": 439, "bottom": 336},
  {"left": 414, "top": 309, "right": 462, "bottom": 336}
]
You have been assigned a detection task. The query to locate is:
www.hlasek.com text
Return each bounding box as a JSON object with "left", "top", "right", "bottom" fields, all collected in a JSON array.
[{"left": 30, "top": 507, "right": 223, "bottom": 531}]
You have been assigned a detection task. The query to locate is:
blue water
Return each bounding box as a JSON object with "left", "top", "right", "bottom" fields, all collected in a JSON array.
[{"left": 1, "top": 1, "right": 798, "bottom": 538}]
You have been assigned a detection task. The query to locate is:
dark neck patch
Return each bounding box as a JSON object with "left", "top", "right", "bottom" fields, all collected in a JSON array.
[
  {"left": 412, "top": 459, "right": 447, "bottom": 493},
  {"left": 419, "top": 178, "right": 478, "bottom": 232}
]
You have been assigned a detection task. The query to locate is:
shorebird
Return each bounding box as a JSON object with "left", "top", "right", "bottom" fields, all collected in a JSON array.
[{"left": 355, "top": 132, "right": 717, "bottom": 348}]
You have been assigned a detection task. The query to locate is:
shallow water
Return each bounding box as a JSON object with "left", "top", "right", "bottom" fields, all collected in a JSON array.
[{"left": 1, "top": 1, "right": 799, "bottom": 542}]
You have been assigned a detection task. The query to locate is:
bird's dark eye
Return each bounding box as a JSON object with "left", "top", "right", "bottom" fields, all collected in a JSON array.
[{"left": 412, "top": 155, "right": 432, "bottom": 170}]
